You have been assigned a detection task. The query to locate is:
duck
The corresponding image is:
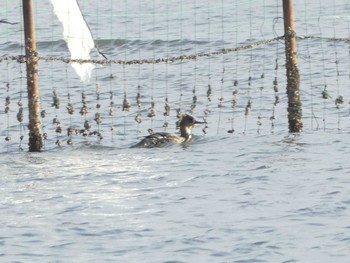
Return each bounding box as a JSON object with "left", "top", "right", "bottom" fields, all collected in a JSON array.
[{"left": 131, "top": 114, "right": 206, "bottom": 148}]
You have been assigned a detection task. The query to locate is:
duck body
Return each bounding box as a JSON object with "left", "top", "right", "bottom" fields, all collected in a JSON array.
[
  {"left": 131, "top": 114, "right": 206, "bottom": 148},
  {"left": 131, "top": 132, "right": 186, "bottom": 148}
]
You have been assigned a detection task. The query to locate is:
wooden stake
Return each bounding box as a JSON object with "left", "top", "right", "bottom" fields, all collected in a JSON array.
[
  {"left": 283, "top": 0, "right": 302, "bottom": 132},
  {"left": 23, "top": 0, "right": 43, "bottom": 151}
]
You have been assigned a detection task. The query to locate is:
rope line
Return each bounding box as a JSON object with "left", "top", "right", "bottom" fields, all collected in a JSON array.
[
  {"left": 0, "top": 36, "right": 285, "bottom": 65},
  {"left": 3, "top": 35, "right": 349, "bottom": 67}
]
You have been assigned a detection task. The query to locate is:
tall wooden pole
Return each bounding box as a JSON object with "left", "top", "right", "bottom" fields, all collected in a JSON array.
[
  {"left": 23, "top": 0, "right": 43, "bottom": 151},
  {"left": 283, "top": 0, "right": 302, "bottom": 132}
]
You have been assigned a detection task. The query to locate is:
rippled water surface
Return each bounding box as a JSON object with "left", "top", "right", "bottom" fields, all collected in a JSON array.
[
  {"left": 2, "top": 131, "right": 350, "bottom": 262},
  {"left": 1, "top": 0, "right": 350, "bottom": 262}
]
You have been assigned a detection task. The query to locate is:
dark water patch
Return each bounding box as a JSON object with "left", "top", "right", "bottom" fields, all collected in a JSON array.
[
  {"left": 339, "top": 236, "right": 350, "bottom": 242},
  {"left": 17, "top": 252, "right": 45, "bottom": 257},
  {"left": 342, "top": 199, "right": 350, "bottom": 204},
  {"left": 325, "top": 166, "right": 344, "bottom": 171},
  {"left": 324, "top": 191, "right": 341, "bottom": 195},
  {"left": 211, "top": 251, "right": 231, "bottom": 257},
  {"left": 252, "top": 241, "right": 269, "bottom": 246},
  {"left": 56, "top": 205, "right": 86, "bottom": 215},
  {"left": 20, "top": 232, "right": 37, "bottom": 238},
  {"left": 37, "top": 39, "right": 67, "bottom": 52},
  {"left": 39, "top": 194, "right": 64, "bottom": 202},
  {"left": 234, "top": 259, "right": 267, "bottom": 263},
  {"left": 78, "top": 232, "right": 101, "bottom": 237},
  {"left": 174, "top": 246, "right": 214, "bottom": 254},
  {"left": 0, "top": 41, "right": 22, "bottom": 52},
  {"left": 295, "top": 205, "right": 347, "bottom": 217},
  {"left": 50, "top": 242, "right": 75, "bottom": 249},
  {"left": 254, "top": 165, "right": 271, "bottom": 170},
  {"left": 304, "top": 222, "right": 326, "bottom": 227}
]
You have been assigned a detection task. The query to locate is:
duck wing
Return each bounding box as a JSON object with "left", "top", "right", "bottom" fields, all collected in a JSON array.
[{"left": 131, "top": 132, "right": 172, "bottom": 148}]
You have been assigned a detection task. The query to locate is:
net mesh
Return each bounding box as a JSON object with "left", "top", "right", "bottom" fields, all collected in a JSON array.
[{"left": 1, "top": 0, "right": 350, "bottom": 151}]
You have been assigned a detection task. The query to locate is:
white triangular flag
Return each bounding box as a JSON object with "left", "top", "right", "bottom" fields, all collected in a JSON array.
[{"left": 51, "top": 0, "right": 95, "bottom": 82}]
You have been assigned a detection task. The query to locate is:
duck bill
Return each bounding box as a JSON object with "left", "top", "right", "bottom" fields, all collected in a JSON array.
[{"left": 194, "top": 120, "right": 207, "bottom": 125}]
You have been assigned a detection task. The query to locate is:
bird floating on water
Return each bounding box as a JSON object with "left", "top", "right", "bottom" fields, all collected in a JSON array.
[{"left": 131, "top": 114, "right": 207, "bottom": 148}]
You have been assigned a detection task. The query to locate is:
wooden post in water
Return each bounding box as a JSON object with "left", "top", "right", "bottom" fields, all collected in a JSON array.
[
  {"left": 23, "top": 0, "right": 43, "bottom": 151},
  {"left": 282, "top": 0, "right": 302, "bottom": 132}
]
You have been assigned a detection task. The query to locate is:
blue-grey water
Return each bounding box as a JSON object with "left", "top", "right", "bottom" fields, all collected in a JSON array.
[{"left": 1, "top": 0, "right": 350, "bottom": 262}]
